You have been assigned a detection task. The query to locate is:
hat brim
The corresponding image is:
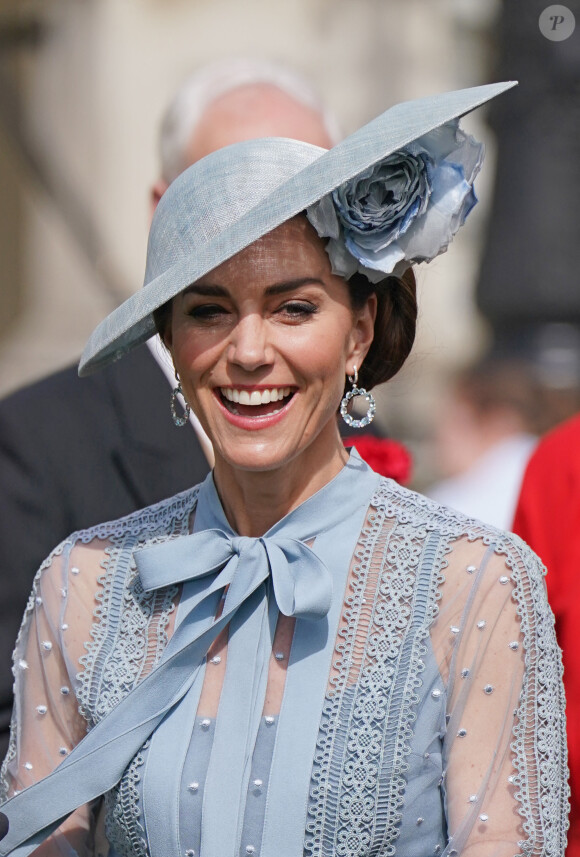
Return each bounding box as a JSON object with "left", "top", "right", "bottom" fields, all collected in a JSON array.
[{"left": 79, "top": 81, "right": 516, "bottom": 377}]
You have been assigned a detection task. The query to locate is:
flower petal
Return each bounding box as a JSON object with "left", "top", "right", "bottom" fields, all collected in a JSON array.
[{"left": 305, "top": 118, "right": 485, "bottom": 281}]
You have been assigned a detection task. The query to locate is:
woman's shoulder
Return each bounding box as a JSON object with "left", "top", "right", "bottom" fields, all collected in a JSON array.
[
  {"left": 41, "top": 482, "right": 203, "bottom": 574},
  {"left": 373, "top": 476, "right": 544, "bottom": 572},
  {"left": 80, "top": 483, "right": 200, "bottom": 540}
]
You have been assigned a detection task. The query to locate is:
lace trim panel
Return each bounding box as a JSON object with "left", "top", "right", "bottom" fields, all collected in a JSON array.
[
  {"left": 75, "top": 488, "right": 199, "bottom": 856},
  {"left": 306, "top": 482, "right": 445, "bottom": 857}
]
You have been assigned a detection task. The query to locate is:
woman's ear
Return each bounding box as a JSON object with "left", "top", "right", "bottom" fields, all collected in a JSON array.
[{"left": 349, "top": 293, "right": 377, "bottom": 368}]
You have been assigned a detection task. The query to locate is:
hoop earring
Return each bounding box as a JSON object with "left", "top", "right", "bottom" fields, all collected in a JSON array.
[
  {"left": 340, "top": 366, "right": 376, "bottom": 429},
  {"left": 170, "top": 376, "right": 191, "bottom": 427}
]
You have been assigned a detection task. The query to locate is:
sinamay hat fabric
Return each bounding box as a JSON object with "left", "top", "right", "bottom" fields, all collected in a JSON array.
[{"left": 79, "top": 81, "right": 516, "bottom": 376}]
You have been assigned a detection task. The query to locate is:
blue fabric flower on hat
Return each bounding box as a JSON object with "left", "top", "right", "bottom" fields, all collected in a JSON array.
[{"left": 306, "top": 119, "right": 484, "bottom": 283}]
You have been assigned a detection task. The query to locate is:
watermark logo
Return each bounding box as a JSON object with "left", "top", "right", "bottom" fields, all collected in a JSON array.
[{"left": 539, "top": 4, "right": 576, "bottom": 40}]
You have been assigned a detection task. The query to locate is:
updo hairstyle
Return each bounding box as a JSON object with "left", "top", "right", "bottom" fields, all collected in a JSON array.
[{"left": 346, "top": 267, "right": 417, "bottom": 390}]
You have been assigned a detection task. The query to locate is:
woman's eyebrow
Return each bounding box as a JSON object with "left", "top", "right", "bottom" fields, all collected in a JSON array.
[
  {"left": 182, "top": 284, "right": 228, "bottom": 297},
  {"left": 265, "top": 278, "right": 324, "bottom": 296},
  {"left": 182, "top": 278, "right": 324, "bottom": 298}
]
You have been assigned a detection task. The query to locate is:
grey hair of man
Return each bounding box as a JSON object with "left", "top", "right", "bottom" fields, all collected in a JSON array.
[{"left": 158, "top": 57, "right": 341, "bottom": 185}]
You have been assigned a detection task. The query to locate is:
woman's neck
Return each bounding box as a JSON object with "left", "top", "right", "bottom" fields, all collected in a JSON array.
[{"left": 212, "top": 434, "right": 349, "bottom": 536}]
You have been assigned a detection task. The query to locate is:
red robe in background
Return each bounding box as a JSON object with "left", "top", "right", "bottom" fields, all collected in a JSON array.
[{"left": 513, "top": 414, "right": 580, "bottom": 857}]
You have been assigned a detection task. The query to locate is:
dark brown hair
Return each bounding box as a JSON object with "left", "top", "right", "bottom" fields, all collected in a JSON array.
[
  {"left": 347, "top": 268, "right": 417, "bottom": 390},
  {"left": 153, "top": 267, "right": 418, "bottom": 391}
]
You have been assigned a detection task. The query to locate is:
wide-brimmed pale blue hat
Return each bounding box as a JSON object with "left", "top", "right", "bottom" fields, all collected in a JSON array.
[{"left": 79, "top": 81, "right": 515, "bottom": 376}]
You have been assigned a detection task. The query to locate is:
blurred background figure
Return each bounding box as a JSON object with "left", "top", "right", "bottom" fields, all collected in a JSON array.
[
  {"left": 514, "top": 413, "right": 580, "bottom": 857},
  {"left": 427, "top": 359, "right": 540, "bottom": 528},
  {"left": 0, "top": 56, "right": 336, "bottom": 757},
  {"left": 151, "top": 58, "right": 339, "bottom": 207}
]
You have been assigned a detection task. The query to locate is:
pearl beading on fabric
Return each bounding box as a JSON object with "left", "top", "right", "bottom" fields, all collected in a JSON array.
[{"left": 24, "top": 463, "right": 563, "bottom": 857}]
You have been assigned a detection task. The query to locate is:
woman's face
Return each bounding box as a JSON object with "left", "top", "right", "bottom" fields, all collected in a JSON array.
[{"left": 164, "top": 216, "right": 375, "bottom": 477}]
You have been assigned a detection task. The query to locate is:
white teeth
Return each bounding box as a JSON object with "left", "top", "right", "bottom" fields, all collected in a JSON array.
[{"left": 220, "top": 387, "right": 293, "bottom": 406}]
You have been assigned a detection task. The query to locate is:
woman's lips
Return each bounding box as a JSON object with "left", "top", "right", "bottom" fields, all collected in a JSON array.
[{"left": 216, "top": 386, "right": 296, "bottom": 419}]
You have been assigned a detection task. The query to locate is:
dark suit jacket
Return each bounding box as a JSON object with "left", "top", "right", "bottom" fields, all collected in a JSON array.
[{"left": 0, "top": 345, "right": 210, "bottom": 757}]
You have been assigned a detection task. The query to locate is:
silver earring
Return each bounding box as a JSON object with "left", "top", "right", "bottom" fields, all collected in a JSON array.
[
  {"left": 340, "top": 366, "right": 376, "bottom": 428},
  {"left": 170, "top": 376, "right": 191, "bottom": 427}
]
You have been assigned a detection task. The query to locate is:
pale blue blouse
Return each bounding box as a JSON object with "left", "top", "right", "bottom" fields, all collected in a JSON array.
[{"left": 0, "top": 452, "right": 568, "bottom": 857}]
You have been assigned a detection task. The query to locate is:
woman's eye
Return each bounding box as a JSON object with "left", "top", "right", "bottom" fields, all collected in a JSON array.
[
  {"left": 279, "top": 301, "right": 318, "bottom": 319},
  {"left": 187, "top": 304, "right": 228, "bottom": 321}
]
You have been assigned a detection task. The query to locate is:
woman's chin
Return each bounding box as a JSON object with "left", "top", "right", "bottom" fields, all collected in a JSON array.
[{"left": 214, "top": 440, "right": 300, "bottom": 475}]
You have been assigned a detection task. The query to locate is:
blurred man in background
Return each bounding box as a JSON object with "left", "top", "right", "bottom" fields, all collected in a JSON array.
[
  {"left": 426, "top": 359, "right": 541, "bottom": 529},
  {"left": 0, "top": 57, "right": 335, "bottom": 756}
]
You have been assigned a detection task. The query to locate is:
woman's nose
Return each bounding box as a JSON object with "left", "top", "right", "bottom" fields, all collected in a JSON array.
[{"left": 227, "top": 315, "right": 273, "bottom": 371}]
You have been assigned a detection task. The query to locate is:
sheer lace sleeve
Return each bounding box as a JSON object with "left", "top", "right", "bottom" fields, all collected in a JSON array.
[
  {"left": 0, "top": 537, "right": 111, "bottom": 857},
  {"left": 431, "top": 531, "right": 568, "bottom": 857}
]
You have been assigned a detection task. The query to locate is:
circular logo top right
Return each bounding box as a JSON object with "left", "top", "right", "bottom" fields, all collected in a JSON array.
[{"left": 539, "top": 4, "right": 576, "bottom": 40}]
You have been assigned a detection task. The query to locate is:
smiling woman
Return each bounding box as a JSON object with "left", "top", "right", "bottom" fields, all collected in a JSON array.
[{"left": 0, "top": 83, "right": 569, "bottom": 857}]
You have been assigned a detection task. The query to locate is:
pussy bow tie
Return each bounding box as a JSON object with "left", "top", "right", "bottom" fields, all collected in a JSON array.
[
  {"left": 137, "top": 528, "right": 332, "bottom": 621},
  {"left": 0, "top": 454, "right": 381, "bottom": 857}
]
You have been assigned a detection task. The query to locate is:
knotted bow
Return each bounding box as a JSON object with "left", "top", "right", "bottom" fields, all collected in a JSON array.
[{"left": 138, "top": 528, "right": 332, "bottom": 620}]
